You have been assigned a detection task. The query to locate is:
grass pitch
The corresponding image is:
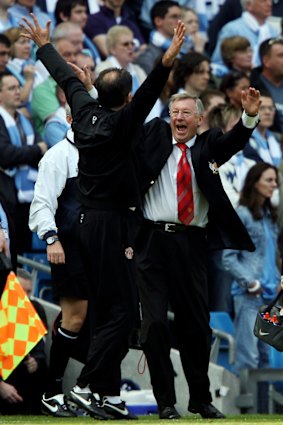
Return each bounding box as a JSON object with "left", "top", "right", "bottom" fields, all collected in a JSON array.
[{"left": 2, "top": 415, "right": 283, "bottom": 425}]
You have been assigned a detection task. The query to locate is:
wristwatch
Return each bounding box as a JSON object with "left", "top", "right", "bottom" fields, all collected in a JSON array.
[{"left": 46, "top": 235, "right": 59, "bottom": 245}]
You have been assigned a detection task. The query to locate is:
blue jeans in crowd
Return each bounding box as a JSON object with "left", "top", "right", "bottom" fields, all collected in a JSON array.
[{"left": 233, "top": 293, "right": 270, "bottom": 375}]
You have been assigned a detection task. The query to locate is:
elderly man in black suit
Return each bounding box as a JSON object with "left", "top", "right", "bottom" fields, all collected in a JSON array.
[{"left": 135, "top": 88, "right": 260, "bottom": 419}]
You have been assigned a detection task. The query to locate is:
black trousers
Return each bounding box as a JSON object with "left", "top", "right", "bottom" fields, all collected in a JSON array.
[
  {"left": 77, "top": 208, "right": 138, "bottom": 395},
  {"left": 136, "top": 223, "right": 212, "bottom": 408}
]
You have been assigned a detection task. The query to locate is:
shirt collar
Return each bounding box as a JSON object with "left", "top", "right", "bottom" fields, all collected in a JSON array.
[{"left": 172, "top": 135, "right": 197, "bottom": 149}]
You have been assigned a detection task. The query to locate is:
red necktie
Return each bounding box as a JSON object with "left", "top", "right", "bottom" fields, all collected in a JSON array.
[{"left": 177, "top": 143, "right": 194, "bottom": 225}]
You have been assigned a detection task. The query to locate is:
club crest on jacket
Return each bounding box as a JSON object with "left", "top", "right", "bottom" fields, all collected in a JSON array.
[{"left": 208, "top": 160, "right": 219, "bottom": 174}]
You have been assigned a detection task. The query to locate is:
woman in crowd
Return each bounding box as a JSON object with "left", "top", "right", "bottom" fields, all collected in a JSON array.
[
  {"left": 180, "top": 6, "right": 206, "bottom": 53},
  {"left": 4, "top": 27, "right": 43, "bottom": 116},
  {"left": 219, "top": 70, "right": 250, "bottom": 110},
  {"left": 222, "top": 162, "right": 280, "bottom": 375}
]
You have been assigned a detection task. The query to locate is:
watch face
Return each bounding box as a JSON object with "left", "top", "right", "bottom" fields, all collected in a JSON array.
[{"left": 46, "top": 236, "right": 58, "bottom": 245}]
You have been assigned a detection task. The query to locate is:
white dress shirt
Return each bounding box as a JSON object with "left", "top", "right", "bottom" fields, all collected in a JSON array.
[
  {"left": 143, "top": 135, "right": 209, "bottom": 227},
  {"left": 143, "top": 112, "right": 259, "bottom": 226}
]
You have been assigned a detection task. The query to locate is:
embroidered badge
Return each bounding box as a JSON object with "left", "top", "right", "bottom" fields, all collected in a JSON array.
[
  {"left": 92, "top": 115, "right": 98, "bottom": 125},
  {"left": 208, "top": 160, "right": 219, "bottom": 174},
  {"left": 125, "top": 247, "right": 134, "bottom": 260}
]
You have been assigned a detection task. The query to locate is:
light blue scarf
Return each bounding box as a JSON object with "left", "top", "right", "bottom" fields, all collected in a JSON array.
[
  {"left": 250, "top": 128, "right": 282, "bottom": 167},
  {"left": 0, "top": 106, "right": 37, "bottom": 203}
]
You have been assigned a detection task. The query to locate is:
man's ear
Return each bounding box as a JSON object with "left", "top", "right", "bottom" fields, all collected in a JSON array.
[
  {"left": 196, "top": 114, "right": 204, "bottom": 127},
  {"left": 126, "top": 92, "right": 133, "bottom": 104}
]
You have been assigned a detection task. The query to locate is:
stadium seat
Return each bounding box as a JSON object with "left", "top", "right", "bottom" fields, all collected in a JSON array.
[{"left": 209, "top": 311, "right": 235, "bottom": 372}]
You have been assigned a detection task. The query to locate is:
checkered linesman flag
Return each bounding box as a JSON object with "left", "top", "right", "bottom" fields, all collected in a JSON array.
[{"left": 0, "top": 271, "right": 47, "bottom": 380}]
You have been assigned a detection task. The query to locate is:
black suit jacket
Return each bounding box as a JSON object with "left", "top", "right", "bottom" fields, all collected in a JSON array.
[{"left": 139, "top": 118, "right": 256, "bottom": 252}]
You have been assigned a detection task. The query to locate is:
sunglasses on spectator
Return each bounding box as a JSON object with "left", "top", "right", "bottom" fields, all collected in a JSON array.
[{"left": 120, "top": 41, "right": 135, "bottom": 47}]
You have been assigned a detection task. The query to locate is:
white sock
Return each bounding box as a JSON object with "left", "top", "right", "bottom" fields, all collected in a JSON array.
[
  {"left": 104, "top": 396, "right": 122, "bottom": 404},
  {"left": 74, "top": 385, "right": 90, "bottom": 393}
]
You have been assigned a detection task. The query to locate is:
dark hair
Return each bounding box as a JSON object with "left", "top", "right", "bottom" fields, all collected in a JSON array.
[
  {"left": 0, "top": 33, "right": 11, "bottom": 48},
  {"left": 259, "top": 36, "right": 283, "bottom": 64},
  {"left": 55, "top": 0, "right": 88, "bottom": 24},
  {"left": 240, "top": 162, "right": 278, "bottom": 221},
  {"left": 0, "top": 70, "right": 14, "bottom": 89},
  {"left": 150, "top": 0, "right": 179, "bottom": 26},
  {"left": 172, "top": 52, "right": 210, "bottom": 91},
  {"left": 95, "top": 67, "right": 132, "bottom": 109},
  {"left": 199, "top": 88, "right": 225, "bottom": 110},
  {"left": 219, "top": 70, "right": 249, "bottom": 98}
]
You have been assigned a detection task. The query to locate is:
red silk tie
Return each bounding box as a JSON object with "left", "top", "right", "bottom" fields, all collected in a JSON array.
[{"left": 177, "top": 143, "right": 194, "bottom": 225}]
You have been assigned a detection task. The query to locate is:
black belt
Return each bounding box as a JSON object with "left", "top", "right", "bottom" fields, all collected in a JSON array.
[{"left": 144, "top": 220, "right": 206, "bottom": 234}]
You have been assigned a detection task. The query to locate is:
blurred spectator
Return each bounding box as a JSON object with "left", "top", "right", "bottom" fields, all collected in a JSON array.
[
  {"left": 145, "top": 63, "right": 176, "bottom": 122},
  {"left": 0, "top": 267, "right": 47, "bottom": 415},
  {"left": 4, "top": 27, "right": 44, "bottom": 117},
  {"left": 35, "top": 21, "right": 83, "bottom": 84},
  {"left": 207, "top": 0, "right": 283, "bottom": 56},
  {"left": 212, "top": 35, "right": 253, "bottom": 83},
  {"left": 84, "top": 0, "right": 146, "bottom": 60},
  {"left": 198, "top": 87, "right": 226, "bottom": 133},
  {"left": 8, "top": 0, "right": 54, "bottom": 33},
  {"left": 76, "top": 49, "right": 95, "bottom": 83},
  {"left": 220, "top": 70, "right": 250, "bottom": 109},
  {"left": 207, "top": 104, "right": 255, "bottom": 314},
  {"left": 221, "top": 36, "right": 253, "bottom": 75},
  {"left": 135, "top": 0, "right": 181, "bottom": 75},
  {"left": 211, "top": 0, "right": 278, "bottom": 68},
  {"left": 36, "top": 0, "right": 101, "bottom": 17},
  {"left": 52, "top": 21, "right": 84, "bottom": 54},
  {"left": 96, "top": 25, "right": 146, "bottom": 94},
  {"left": 250, "top": 37, "right": 283, "bottom": 137},
  {"left": 0, "top": 33, "right": 11, "bottom": 72},
  {"left": 54, "top": 0, "right": 101, "bottom": 63},
  {"left": 0, "top": 0, "right": 18, "bottom": 32},
  {"left": 209, "top": 104, "right": 255, "bottom": 207},
  {"left": 222, "top": 162, "right": 280, "bottom": 376},
  {"left": 243, "top": 92, "right": 282, "bottom": 166},
  {"left": 43, "top": 50, "right": 96, "bottom": 148},
  {"left": 172, "top": 51, "right": 211, "bottom": 96},
  {"left": 43, "top": 86, "right": 71, "bottom": 148},
  {"left": 54, "top": 0, "right": 88, "bottom": 26},
  {"left": 0, "top": 71, "right": 47, "bottom": 253},
  {"left": 31, "top": 38, "right": 77, "bottom": 136},
  {"left": 0, "top": 197, "right": 16, "bottom": 291},
  {"left": 138, "top": 0, "right": 221, "bottom": 43},
  {"left": 180, "top": 6, "right": 206, "bottom": 53}
]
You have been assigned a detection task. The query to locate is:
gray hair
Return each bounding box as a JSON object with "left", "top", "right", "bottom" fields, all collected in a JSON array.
[
  {"left": 52, "top": 22, "right": 81, "bottom": 42},
  {"left": 169, "top": 92, "right": 204, "bottom": 115},
  {"left": 106, "top": 25, "right": 133, "bottom": 51}
]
